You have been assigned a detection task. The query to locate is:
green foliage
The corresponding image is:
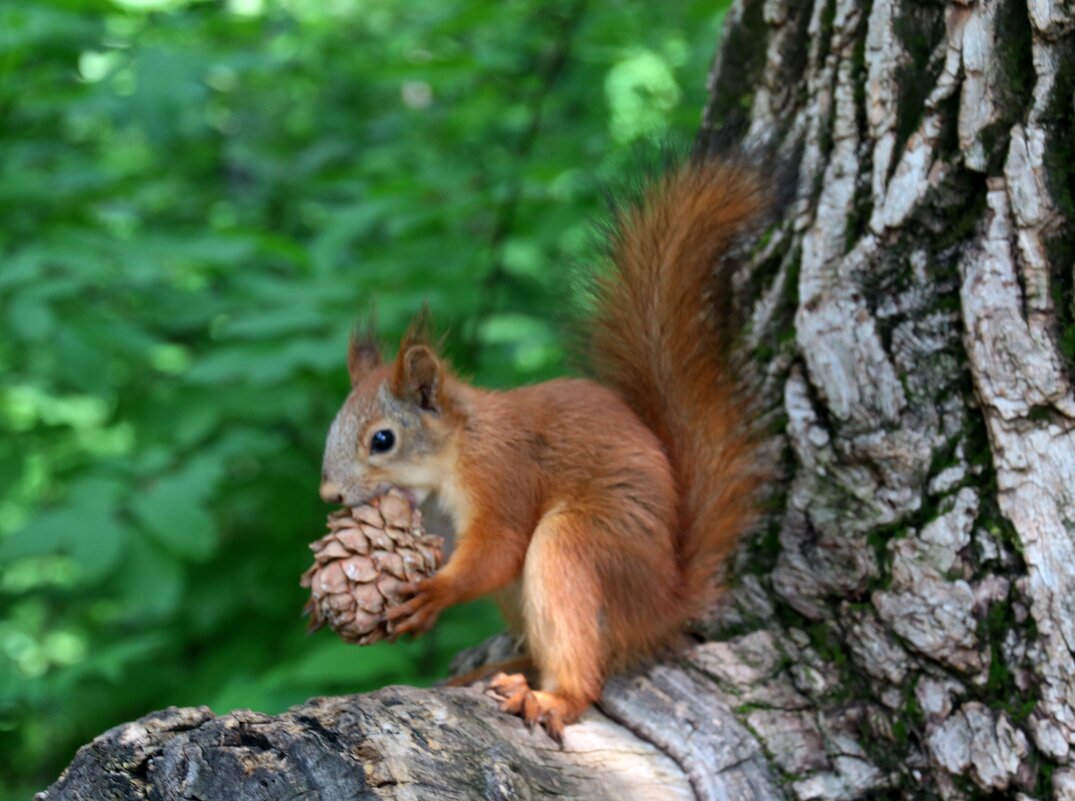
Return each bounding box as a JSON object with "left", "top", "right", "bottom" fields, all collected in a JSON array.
[{"left": 0, "top": 0, "right": 729, "bottom": 794}]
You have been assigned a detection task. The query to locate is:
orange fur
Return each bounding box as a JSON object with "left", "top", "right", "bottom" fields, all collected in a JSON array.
[
  {"left": 444, "top": 655, "right": 535, "bottom": 688},
  {"left": 589, "top": 158, "right": 770, "bottom": 619},
  {"left": 322, "top": 157, "right": 770, "bottom": 740}
]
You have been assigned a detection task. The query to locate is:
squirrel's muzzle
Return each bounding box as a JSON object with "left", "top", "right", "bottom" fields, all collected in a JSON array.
[{"left": 319, "top": 482, "right": 344, "bottom": 505}]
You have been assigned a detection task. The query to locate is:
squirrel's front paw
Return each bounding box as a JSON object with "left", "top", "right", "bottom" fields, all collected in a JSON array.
[{"left": 386, "top": 577, "right": 450, "bottom": 636}]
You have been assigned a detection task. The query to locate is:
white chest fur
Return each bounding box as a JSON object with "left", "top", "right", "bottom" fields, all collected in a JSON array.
[{"left": 435, "top": 473, "right": 472, "bottom": 534}]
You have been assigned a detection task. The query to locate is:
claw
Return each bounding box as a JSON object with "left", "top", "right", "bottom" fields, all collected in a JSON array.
[
  {"left": 543, "top": 709, "right": 565, "bottom": 744},
  {"left": 524, "top": 692, "right": 542, "bottom": 731},
  {"left": 485, "top": 673, "right": 572, "bottom": 745}
]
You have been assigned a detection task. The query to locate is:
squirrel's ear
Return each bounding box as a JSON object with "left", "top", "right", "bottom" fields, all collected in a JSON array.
[
  {"left": 348, "top": 335, "right": 381, "bottom": 387},
  {"left": 392, "top": 344, "right": 441, "bottom": 412}
]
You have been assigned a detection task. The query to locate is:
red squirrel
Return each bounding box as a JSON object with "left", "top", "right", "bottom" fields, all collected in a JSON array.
[{"left": 319, "top": 156, "right": 771, "bottom": 741}]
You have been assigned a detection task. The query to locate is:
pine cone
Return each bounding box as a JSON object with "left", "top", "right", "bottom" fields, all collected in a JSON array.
[{"left": 300, "top": 489, "right": 444, "bottom": 645}]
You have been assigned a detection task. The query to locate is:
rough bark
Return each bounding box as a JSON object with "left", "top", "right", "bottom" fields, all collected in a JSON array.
[
  {"left": 40, "top": 634, "right": 777, "bottom": 801},
  {"left": 40, "top": 0, "right": 1075, "bottom": 799},
  {"left": 706, "top": 0, "right": 1075, "bottom": 797}
]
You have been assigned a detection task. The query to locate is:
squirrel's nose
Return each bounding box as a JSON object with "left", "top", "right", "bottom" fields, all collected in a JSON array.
[{"left": 319, "top": 482, "right": 344, "bottom": 505}]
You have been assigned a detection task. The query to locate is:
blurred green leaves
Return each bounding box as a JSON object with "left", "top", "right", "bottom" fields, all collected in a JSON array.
[
  {"left": 2, "top": 477, "right": 128, "bottom": 581},
  {"left": 0, "top": 0, "right": 728, "bottom": 796}
]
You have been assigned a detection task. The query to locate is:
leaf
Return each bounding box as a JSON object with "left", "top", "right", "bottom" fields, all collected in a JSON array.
[
  {"left": 71, "top": 516, "right": 129, "bottom": 582},
  {"left": 186, "top": 336, "right": 347, "bottom": 385},
  {"left": 122, "top": 536, "right": 185, "bottom": 619},
  {"left": 183, "top": 346, "right": 256, "bottom": 384},
  {"left": 6, "top": 299, "right": 55, "bottom": 342},
  {"left": 0, "top": 509, "right": 71, "bottom": 560},
  {"left": 219, "top": 306, "right": 328, "bottom": 340},
  {"left": 73, "top": 633, "right": 172, "bottom": 685},
  {"left": 0, "top": 478, "right": 128, "bottom": 582},
  {"left": 477, "top": 313, "right": 554, "bottom": 346},
  {"left": 130, "top": 466, "right": 219, "bottom": 561}
]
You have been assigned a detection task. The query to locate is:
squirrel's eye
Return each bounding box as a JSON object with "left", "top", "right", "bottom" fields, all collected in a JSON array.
[{"left": 370, "top": 429, "right": 396, "bottom": 454}]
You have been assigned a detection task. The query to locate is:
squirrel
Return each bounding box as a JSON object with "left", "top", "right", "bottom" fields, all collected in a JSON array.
[{"left": 319, "top": 154, "right": 772, "bottom": 742}]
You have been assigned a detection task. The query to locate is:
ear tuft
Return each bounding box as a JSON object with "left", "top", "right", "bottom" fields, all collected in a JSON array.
[
  {"left": 348, "top": 316, "right": 382, "bottom": 387},
  {"left": 400, "top": 304, "right": 434, "bottom": 351}
]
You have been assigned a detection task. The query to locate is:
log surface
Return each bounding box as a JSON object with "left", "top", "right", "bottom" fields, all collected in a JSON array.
[{"left": 38, "top": 643, "right": 780, "bottom": 801}]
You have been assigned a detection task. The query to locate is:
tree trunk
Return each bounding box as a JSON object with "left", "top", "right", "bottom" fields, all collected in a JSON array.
[
  {"left": 702, "top": 0, "right": 1075, "bottom": 797},
  {"left": 39, "top": 0, "right": 1075, "bottom": 799}
]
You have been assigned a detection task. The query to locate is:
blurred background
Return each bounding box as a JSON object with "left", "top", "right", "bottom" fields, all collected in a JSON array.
[{"left": 0, "top": 0, "right": 729, "bottom": 795}]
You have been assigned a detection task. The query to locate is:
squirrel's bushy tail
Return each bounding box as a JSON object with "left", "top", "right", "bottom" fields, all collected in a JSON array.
[{"left": 589, "top": 156, "right": 772, "bottom": 619}]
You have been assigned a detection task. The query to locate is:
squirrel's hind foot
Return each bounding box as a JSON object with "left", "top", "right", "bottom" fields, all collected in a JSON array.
[{"left": 487, "top": 672, "right": 586, "bottom": 745}]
